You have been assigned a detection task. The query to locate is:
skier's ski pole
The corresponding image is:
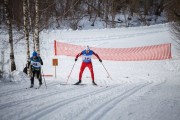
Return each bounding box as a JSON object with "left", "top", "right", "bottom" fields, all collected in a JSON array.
[
  {"left": 101, "top": 62, "right": 112, "bottom": 80},
  {"left": 66, "top": 61, "right": 76, "bottom": 83},
  {"left": 41, "top": 68, "right": 47, "bottom": 89}
]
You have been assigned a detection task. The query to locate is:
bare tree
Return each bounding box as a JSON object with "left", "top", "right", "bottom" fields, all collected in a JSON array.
[
  {"left": 165, "top": 0, "right": 180, "bottom": 49},
  {"left": 4, "top": 0, "right": 16, "bottom": 71},
  {"left": 23, "top": 0, "right": 31, "bottom": 76},
  {"left": 104, "top": 0, "right": 109, "bottom": 28},
  {"left": 0, "top": 1, "right": 5, "bottom": 25},
  {"left": 128, "top": 0, "right": 139, "bottom": 17},
  {"left": 111, "top": 0, "right": 117, "bottom": 28},
  {"left": 97, "top": 0, "right": 102, "bottom": 17},
  {"left": 155, "top": 0, "right": 164, "bottom": 16},
  {"left": 23, "top": 0, "right": 30, "bottom": 60},
  {"left": 34, "top": 0, "right": 40, "bottom": 54}
]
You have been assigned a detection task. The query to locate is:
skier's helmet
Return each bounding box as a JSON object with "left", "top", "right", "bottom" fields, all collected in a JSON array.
[{"left": 32, "top": 51, "right": 38, "bottom": 57}]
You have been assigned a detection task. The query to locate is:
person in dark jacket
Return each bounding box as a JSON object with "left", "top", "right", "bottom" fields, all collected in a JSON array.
[
  {"left": 74, "top": 46, "right": 102, "bottom": 85},
  {"left": 29, "top": 51, "right": 43, "bottom": 88}
]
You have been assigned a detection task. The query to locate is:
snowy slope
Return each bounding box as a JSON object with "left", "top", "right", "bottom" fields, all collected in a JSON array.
[{"left": 0, "top": 23, "right": 180, "bottom": 120}]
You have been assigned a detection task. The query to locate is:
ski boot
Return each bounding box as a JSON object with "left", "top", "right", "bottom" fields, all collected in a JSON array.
[
  {"left": 39, "top": 82, "right": 42, "bottom": 86},
  {"left": 74, "top": 80, "right": 81, "bottom": 85},
  {"left": 30, "top": 84, "right": 34, "bottom": 88},
  {"left": 39, "top": 81, "right": 42, "bottom": 86},
  {"left": 92, "top": 81, "right": 97, "bottom": 85}
]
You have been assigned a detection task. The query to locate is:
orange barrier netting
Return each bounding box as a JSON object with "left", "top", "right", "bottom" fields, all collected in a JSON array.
[{"left": 54, "top": 40, "right": 172, "bottom": 61}]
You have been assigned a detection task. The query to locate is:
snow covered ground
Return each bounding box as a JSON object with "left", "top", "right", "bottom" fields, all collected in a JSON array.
[{"left": 0, "top": 23, "right": 180, "bottom": 120}]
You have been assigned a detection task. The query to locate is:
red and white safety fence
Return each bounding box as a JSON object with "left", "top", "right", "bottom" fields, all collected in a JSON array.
[{"left": 54, "top": 40, "right": 172, "bottom": 61}]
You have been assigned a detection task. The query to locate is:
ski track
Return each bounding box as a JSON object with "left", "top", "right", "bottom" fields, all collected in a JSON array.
[
  {"left": 18, "top": 84, "right": 122, "bottom": 120},
  {"left": 0, "top": 87, "right": 27, "bottom": 97},
  {"left": 0, "top": 82, "right": 56, "bottom": 96},
  {"left": 16, "top": 81, "right": 154, "bottom": 120},
  {"left": 84, "top": 82, "right": 153, "bottom": 120},
  {"left": 0, "top": 85, "right": 85, "bottom": 110}
]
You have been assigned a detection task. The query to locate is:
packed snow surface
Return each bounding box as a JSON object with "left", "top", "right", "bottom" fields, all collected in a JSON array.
[{"left": 0, "top": 24, "right": 180, "bottom": 120}]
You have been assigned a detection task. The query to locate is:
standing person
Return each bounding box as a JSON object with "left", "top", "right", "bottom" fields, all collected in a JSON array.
[
  {"left": 74, "top": 46, "right": 102, "bottom": 85},
  {"left": 29, "top": 51, "right": 43, "bottom": 88}
]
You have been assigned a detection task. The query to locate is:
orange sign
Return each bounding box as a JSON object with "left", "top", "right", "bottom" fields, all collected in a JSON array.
[{"left": 52, "top": 59, "right": 58, "bottom": 66}]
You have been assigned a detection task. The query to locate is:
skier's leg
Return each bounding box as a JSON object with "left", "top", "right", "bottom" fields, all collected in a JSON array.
[
  {"left": 79, "top": 62, "right": 86, "bottom": 81},
  {"left": 30, "top": 71, "right": 35, "bottom": 87},
  {"left": 36, "top": 70, "right": 42, "bottom": 85},
  {"left": 87, "top": 62, "right": 97, "bottom": 85},
  {"left": 75, "top": 62, "right": 87, "bottom": 85},
  {"left": 87, "top": 62, "right": 94, "bottom": 81}
]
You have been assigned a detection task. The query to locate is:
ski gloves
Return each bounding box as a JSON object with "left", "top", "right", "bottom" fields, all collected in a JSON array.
[
  {"left": 75, "top": 58, "right": 102, "bottom": 62},
  {"left": 99, "top": 59, "right": 102, "bottom": 62}
]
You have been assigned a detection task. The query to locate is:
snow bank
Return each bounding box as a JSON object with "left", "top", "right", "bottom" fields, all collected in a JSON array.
[{"left": 1, "top": 70, "right": 29, "bottom": 82}]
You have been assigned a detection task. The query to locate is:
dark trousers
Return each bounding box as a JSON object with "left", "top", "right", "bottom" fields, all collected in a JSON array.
[{"left": 30, "top": 70, "right": 42, "bottom": 85}]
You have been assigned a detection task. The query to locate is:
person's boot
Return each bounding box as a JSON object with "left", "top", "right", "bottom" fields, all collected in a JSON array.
[
  {"left": 39, "top": 82, "right": 42, "bottom": 86},
  {"left": 74, "top": 80, "right": 81, "bottom": 85},
  {"left": 92, "top": 81, "right": 97, "bottom": 85},
  {"left": 39, "top": 79, "right": 42, "bottom": 86},
  {"left": 30, "top": 84, "right": 34, "bottom": 88},
  {"left": 30, "top": 78, "right": 34, "bottom": 87}
]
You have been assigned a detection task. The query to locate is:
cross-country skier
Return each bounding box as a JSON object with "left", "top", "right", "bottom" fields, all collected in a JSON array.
[
  {"left": 74, "top": 45, "right": 102, "bottom": 85},
  {"left": 29, "top": 51, "right": 43, "bottom": 88}
]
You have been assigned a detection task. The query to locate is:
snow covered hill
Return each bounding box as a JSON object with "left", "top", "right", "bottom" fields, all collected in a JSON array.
[{"left": 0, "top": 23, "right": 180, "bottom": 120}]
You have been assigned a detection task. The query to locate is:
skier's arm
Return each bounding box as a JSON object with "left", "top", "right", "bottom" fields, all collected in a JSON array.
[
  {"left": 39, "top": 57, "right": 43, "bottom": 65},
  {"left": 27, "top": 60, "right": 31, "bottom": 68},
  {"left": 75, "top": 52, "right": 82, "bottom": 61},
  {"left": 93, "top": 51, "right": 102, "bottom": 62}
]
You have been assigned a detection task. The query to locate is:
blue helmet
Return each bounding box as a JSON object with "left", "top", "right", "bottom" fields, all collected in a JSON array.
[{"left": 32, "top": 51, "right": 38, "bottom": 57}]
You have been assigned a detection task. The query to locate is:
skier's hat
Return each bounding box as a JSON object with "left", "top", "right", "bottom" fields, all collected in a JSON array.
[
  {"left": 85, "top": 45, "right": 90, "bottom": 51},
  {"left": 32, "top": 51, "right": 38, "bottom": 57}
]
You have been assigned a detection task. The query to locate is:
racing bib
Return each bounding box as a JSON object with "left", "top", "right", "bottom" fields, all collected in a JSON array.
[
  {"left": 82, "top": 55, "right": 92, "bottom": 62},
  {"left": 31, "top": 61, "right": 41, "bottom": 68}
]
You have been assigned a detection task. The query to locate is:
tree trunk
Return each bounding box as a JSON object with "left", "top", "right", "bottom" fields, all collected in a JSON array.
[
  {"left": 34, "top": 0, "right": 40, "bottom": 54},
  {"left": 97, "top": 0, "right": 102, "bottom": 17},
  {"left": 87, "top": 0, "right": 92, "bottom": 21},
  {"left": 27, "top": 0, "right": 35, "bottom": 51},
  {"left": 155, "top": 0, "right": 164, "bottom": 16},
  {"left": 0, "top": 4, "right": 1, "bottom": 24},
  {"left": 23, "top": 0, "right": 30, "bottom": 61},
  {"left": 1, "top": 1, "right": 6, "bottom": 24},
  {"left": 64, "top": 0, "right": 70, "bottom": 18},
  {"left": 23, "top": 0, "right": 30, "bottom": 76},
  {"left": 27, "top": 0, "right": 32, "bottom": 32},
  {"left": 104, "top": 0, "right": 109, "bottom": 28},
  {"left": 111, "top": 0, "right": 116, "bottom": 28},
  {"left": 4, "top": 0, "right": 16, "bottom": 71},
  {"left": 144, "top": 0, "right": 148, "bottom": 15},
  {"left": 32, "top": 29, "right": 35, "bottom": 51},
  {"left": 55, "top": 7, "right": 60, "bottom": 28}
]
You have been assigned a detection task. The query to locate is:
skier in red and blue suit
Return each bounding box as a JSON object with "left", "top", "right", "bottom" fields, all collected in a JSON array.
[{"left": 74, "top": 46, "right": 102, "bottom": 85}]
